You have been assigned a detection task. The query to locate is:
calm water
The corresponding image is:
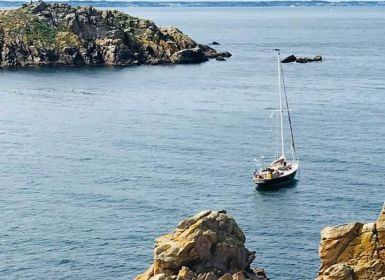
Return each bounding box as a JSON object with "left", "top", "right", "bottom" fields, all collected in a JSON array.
[{"left": 1, "top": 6, "right": 385, "bottom": 280}]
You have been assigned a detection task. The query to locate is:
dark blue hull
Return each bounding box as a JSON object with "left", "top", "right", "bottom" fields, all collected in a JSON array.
[{"left": 255, "top": 170, "right": 297, "bottom": 191}]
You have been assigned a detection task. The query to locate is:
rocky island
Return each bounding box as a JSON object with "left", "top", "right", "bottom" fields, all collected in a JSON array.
[
  {"left": 0, "top": 1, "right": 230, "bottom": 67},
  {"left": 135, "top": 210, "right": 269, "bottom": 280}
]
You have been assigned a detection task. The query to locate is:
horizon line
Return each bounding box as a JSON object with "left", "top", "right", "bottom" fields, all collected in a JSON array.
[{"left": 1, "top": 0, "right": 385, "bottom": 7}]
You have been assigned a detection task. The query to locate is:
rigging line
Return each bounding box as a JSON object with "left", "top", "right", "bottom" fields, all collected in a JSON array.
[
  {"left": 279, "top": 60, "right": 297, "bottom": 160},
  {"left": 270, "top": 112, "right": 279, "bottom": 159},
  {"left": 273, "top": 112, "right": 279, "bottom": 158}
]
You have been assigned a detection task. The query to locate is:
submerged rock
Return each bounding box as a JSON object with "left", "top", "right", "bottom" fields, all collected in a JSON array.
[
  {"left": 134, "top": 210, "right": 269, "bottom": 280},
  {"left": 0, "top": 1, "right": 229, "bottom": 67},
  {"left": 316, "top": 202, "right": 385, "bottom": 280},
  {"left": 281, "top": 55, "right": 322, "bottom": 63},
  {"left": 220, "top": 51, "right": 232, "bottom": 58}
]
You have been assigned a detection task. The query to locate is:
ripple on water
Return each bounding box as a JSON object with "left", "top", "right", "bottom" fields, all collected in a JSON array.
[{"left": 1, "top": 6, "right": 385, "bottom": 280}]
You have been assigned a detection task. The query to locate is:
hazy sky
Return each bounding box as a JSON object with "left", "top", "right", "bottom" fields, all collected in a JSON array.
[{"left": 2, "top": 0, "right": 379, "bottom": 1}]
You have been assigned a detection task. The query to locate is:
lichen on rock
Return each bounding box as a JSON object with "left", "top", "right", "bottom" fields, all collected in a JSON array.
[
  {"left": 316, "top": 202, "right": 385, "bottom": 280},
  {"left": 135, "top": 210, "right": 268, "bottom": 280},
  {"left": 0, "top": 0, "right": 230, "bottom": 67}
]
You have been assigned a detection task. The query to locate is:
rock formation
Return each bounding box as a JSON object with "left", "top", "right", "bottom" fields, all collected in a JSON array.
[
  {"left": 281, "top": 55, "right": 322, "bottom": 63},
  {"left": 135, "top": 210, "right": 269, "bottom": 280},
  {"left": 0, "top": 1, "right": 230, "bottom": 67},
  {"left": 316, "top": 202, "right": 385, "bottom": 280}
]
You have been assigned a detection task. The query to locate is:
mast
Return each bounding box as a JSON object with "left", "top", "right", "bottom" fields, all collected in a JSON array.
[
  {"left": 280, "top": 61, "right": 297, "bottom": 161},
  {"left": 277, "top": 50, "right": 285, "bottom": 158}
]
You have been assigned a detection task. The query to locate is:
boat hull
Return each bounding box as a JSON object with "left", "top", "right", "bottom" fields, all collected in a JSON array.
[{"left": 254, "top": 169, "right": 297, "bottom": 190}]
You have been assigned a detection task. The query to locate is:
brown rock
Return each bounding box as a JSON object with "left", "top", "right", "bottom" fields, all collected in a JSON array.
[
  {"left": 318, "top": 223, "right": 362, "bottom": 272},
  {"left": 378, "top": 203, "right": 385, "bottom": 224},
  {"left": 218, "top": 273, "right": 232, "bottom": 280},
  {"left": 232, "top": 271, "right": 246, "bottom": 280},
  {"left": 178, "top": 266, "right": 196, "bottom": 280},
  {"left": 200, "top": 272, "right": 218, "bottom": 280},
  {"left": 150, "top": 273, "right": 167, "bottom": 280},
  {"left": 322, "top": 263, "right": 353, "bottom": 280},
  {"left": 136, "top": 264, "right": 154, "bottom": 280},
  {"left": 316, "top": 202, "right": 385, "bottom": 280},
  {"left": 135, "top": 210, "right": 268, "bottom": 280}
]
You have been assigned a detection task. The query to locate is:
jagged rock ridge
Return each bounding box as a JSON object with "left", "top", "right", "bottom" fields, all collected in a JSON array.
[
  {"left": 135, "top": 210, "right": 268, "bottom": 280},
  {"left": 316, "top": 202, "right": 385, "bottom": 280},
  {"left": 0, "top": 1, "right": 230, "bottom": 67}
]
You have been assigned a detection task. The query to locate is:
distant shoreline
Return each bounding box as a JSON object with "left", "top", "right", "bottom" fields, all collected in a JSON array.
[{"left": 0, "top": 1, "right": 385, "bottom": 8}]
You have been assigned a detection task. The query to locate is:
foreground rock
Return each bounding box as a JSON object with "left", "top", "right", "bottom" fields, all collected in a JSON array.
[
  {"left": 281, "top": 55, "right": 322, "bottom": 63},
  {"left": 0, "top": 1, "right": 230, "bottom": 67},
  {"left": 316, "top": 202, "right": 385, "bottom": 280},
  {"left": 135, "top": 210, "right": 269, "bottom": 280}
]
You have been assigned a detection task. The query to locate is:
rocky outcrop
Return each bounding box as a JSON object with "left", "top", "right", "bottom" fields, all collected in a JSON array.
[
  {"left": 135, "top": 210, "right": 269, "bottom": 280},
  {"left": 281, "top": 55, "right": 322, "bottom": 63},
  {"left": 170, "top": 46, "right": 208, "bottom": 64},
  {"left": 316, "top": 202, "right": 385, "bottom": 280},
  {"left": 0, "top": 1, "right": 230, "bottom": 67}
]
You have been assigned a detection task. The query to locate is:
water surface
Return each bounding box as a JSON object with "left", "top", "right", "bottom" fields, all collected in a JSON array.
[{"left": 1, "top": 7, "right": 385, "bottom": 280}]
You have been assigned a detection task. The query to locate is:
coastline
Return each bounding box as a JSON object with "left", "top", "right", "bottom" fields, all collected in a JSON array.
[
  {"left": 0, "top": 1, "right": 231, "bottom": 68},
  {"left": 1, "top": 1, "right": 385, "bottom": 8}
]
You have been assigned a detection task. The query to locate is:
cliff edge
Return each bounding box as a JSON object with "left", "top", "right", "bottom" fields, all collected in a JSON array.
[
  {"left": 316, "top": 202, "right": 385, "bottom": 280},
  {"left": 135, "top": 210, "right": 268, "bottom": 280},
  {"left": 0, "top": 1, "right": 229, "bottom": 67}
]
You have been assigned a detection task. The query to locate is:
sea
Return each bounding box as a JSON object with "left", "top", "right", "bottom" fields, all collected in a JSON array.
[{"left": 1, "top": 6, "right": 385, "bottom": 280}]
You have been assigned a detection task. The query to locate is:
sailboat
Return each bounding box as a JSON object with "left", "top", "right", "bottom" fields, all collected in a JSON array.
[{"left": 253, "top": 50, "right": 299, "bottom": 190}]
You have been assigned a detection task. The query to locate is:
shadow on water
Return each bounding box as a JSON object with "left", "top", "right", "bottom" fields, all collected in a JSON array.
[
  {"left": 0, "top": 64, "right": 133, "bottom": 74},
  {"left": 255, "top": 179, "right": 298, "bottom": 194},
  {"left": 0, "top": 61, "right": 196, "bottom": 75}
]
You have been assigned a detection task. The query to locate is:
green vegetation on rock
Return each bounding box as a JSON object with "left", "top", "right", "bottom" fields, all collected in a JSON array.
[
  {"left": 25, "top": 18, "right": 57, "bottom": 47},
  {"left": 55, "top": 31, "right": 81, "bottom": 50}
]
